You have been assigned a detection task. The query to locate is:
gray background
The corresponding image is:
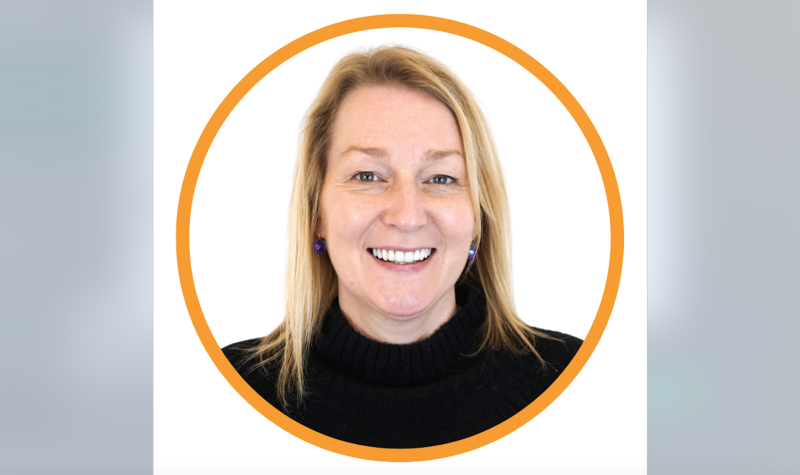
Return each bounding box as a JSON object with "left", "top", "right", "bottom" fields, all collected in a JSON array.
[
  {"left": 0, "top": 1, "right": 153, "bottom": 474},
  {"left": 0, "top": 1, "right": 797, "bottom": 473},
  {"left": 648, "top": 1, "right": 799, "bottom": 473}
]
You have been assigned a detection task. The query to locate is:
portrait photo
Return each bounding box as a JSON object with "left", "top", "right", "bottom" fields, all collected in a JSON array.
[{"left": 155, "top": 2, "right": 646, "bottom": 472}]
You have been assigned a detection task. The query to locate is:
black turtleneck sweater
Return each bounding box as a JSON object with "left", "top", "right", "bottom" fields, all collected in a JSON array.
[{"left": 222, "top": 285, "right": 582, "bottom": 448}]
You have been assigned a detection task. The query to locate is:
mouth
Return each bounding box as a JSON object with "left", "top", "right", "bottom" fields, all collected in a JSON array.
[{"left": 368, "top": 247, "right": 435, "bottom": 265}]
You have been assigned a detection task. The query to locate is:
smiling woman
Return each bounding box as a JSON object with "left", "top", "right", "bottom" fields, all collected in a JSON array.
[
  {"left": 321, "top": 85, "right": 475, "bottom": 343},
  {"left": 223, "top": 45, "right": 582, "bottom": 448}
]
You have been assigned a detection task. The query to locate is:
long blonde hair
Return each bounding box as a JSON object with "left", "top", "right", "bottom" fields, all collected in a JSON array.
[{"left": 251, "top": 45, "right": 554, "bottom": 407}]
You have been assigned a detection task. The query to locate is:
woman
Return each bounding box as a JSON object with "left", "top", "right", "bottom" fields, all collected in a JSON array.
[{"left": 223, "top": 45, "right": 582, "bottom": 448}]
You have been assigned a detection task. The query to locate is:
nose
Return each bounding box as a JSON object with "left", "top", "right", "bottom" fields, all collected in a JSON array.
[{"left": 381, "top": 176, "right": 427, "bottom": 233}]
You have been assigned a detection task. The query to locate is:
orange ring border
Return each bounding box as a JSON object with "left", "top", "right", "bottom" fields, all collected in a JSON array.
[{"left": 176, "top": 14, "right": 624, "bottom": 462}]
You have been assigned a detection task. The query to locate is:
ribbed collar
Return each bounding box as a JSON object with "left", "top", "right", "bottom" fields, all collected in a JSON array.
[{"left": 314, "top": 285, "right": 486, "bottom": 387}]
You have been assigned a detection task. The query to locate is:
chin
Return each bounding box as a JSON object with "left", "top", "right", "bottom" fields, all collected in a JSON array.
[{"left": 375, "top": 293, "right": 433, "bottom": 318}]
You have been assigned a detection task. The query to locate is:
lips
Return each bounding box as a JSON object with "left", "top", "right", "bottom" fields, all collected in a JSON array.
[{"left": 369, "top": 248, "right": 434, "bottom": 265}]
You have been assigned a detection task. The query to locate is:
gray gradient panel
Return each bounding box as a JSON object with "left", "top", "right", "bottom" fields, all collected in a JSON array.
[
  {"left": 0, "top": 1, "right": 153, "bottom": 474},
  {"left": 2, "top": 1, "right": 799, "bottom": 473},
  {"left": 649, "top": 1, "right": 800, "bottom": 474}
]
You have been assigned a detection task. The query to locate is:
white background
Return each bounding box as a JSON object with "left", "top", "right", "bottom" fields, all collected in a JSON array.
[{"left": 155, "top": 1, "right": 646, "bottom": 473}]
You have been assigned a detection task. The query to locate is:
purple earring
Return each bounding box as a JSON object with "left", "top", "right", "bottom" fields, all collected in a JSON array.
[
  {"left": 468, "top": 244, "right": 476, "bottom": 260},
  {"left": 313, "top": 238, "right": 326, "bottom": 255}
]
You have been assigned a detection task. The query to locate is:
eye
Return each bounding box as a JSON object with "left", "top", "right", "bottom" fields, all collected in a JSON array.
[
  {"left": 428, "top": 174, "right": 456, "bottom": 185},
  {"left": 355, "top": 171, "right": 377, "bottom": 182}
]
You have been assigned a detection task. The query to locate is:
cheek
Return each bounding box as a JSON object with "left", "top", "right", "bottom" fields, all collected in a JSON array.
[
  {"left": 432, "top": 197, "right": 475, "bottom": 240},
  {"left": 323, "top": 191, "right": 381, "bottom": 242}
]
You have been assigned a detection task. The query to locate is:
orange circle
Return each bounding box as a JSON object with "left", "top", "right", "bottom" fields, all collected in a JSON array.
[{"left": 177, "top": 14, "right": 623, "bottom": 462}]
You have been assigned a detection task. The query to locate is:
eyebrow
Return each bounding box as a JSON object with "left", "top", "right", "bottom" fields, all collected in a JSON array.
[{"left": 341, "top": 147, "right": 463, "bottom": 161}]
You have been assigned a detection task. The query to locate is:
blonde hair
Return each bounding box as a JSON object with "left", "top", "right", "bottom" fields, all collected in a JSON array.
[{"left": 251, "top": 45, "right": 555, "bottom": 407}]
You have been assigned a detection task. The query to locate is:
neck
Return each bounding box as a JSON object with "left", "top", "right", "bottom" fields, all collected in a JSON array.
[{"left": 336, "top": 287, "right": 458, "bottom": 344}]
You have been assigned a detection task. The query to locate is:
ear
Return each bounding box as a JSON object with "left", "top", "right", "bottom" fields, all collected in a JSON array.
[
  {"left": 471, "top": 203, "right": 482, "bottom": 240},
  {"left": 314, "top": 216, "right": 325, "bottom": 240}
]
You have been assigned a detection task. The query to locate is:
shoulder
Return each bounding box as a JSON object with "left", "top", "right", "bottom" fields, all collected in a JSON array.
[
  {"left": 221, "top": 337, "right": 284, "bottom": 405},
  {"left": 221, "top": 338, "right": 269, "bottom": 384},
  {"left": 221, "top": 338, "right": 262, "bottom": 368},
  {"left": 530, "top": 328, "right": 583, "bottom": 371},
  {"left": 474, "top": 328, "right": 582, "bottom": 410}
]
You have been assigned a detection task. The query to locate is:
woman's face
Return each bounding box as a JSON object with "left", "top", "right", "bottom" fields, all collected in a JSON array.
[{"left": 319, "top": 85, "right": 475, "bottom": 326}]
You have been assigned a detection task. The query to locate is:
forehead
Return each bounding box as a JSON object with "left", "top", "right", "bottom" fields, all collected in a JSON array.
[{"left": 329, "top": 85, "right": 463, "bottom": 155}]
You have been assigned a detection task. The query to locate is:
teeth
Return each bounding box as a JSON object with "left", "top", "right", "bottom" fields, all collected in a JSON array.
[{"left": 371, "top": 248, "right": 434, "bottom": 265}]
